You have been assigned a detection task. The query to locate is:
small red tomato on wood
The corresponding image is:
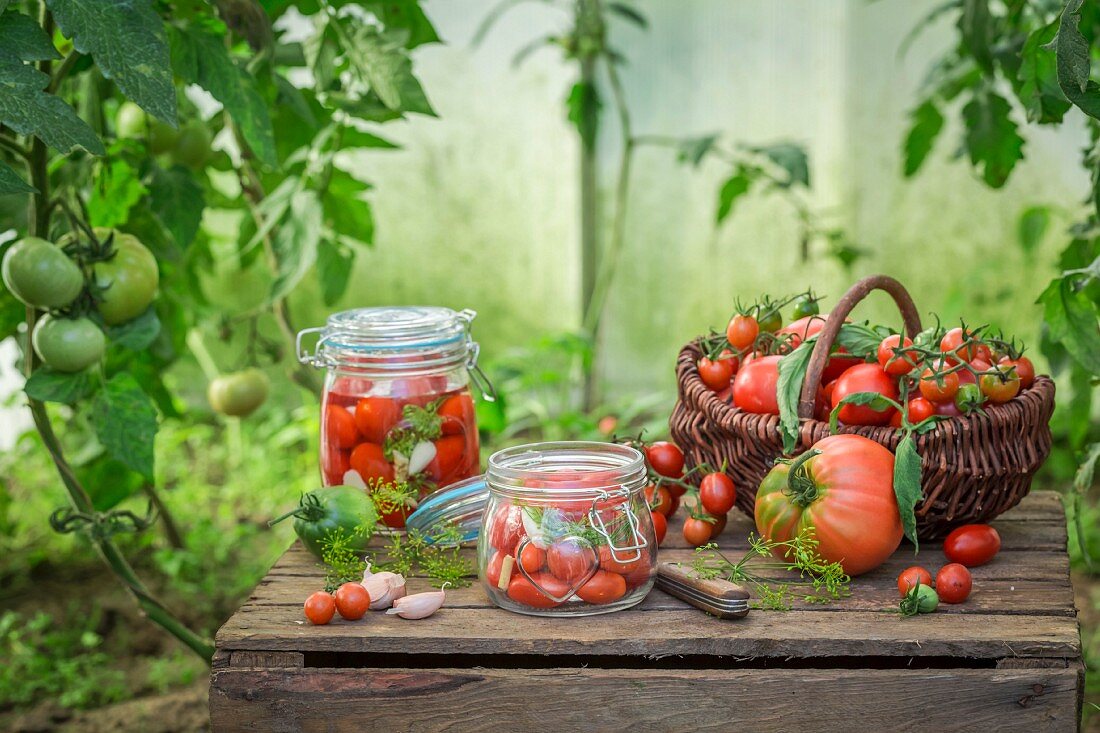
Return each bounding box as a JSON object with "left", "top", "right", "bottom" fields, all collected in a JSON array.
[
  {"left": 645, "top": 441, "right": 685, "bottom": 478},
  {"left": 334, "top": 582, "right": 371, "bottom": 620},
  {"left": 645, "top": 484, "right": 675, "bottom": 516},
  {"left": 682, "top": 516, "right": 713, "bottom": 547},
  {"left": 896, "top": 566, "right": 932, "bottom": 597},
  {"left": 304, "top": 591, "right": 336, "bottom": 625},
  {"left": 699, "top": 472, "right": 736, "bottom": 515},
  {"left": 935, "top": 563, "right": 973, "bottom": 604},
  {"left": 651, "top": 511, "right": 668, "bottom": 546},
  {"left": 943, "top": 524, "right": 1001, "bottom": 567}
]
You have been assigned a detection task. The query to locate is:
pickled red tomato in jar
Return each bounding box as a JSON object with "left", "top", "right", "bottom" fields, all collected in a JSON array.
[
  {"left": 479, "top": 442, "right": 657, "bottom": 617},
  {"left": 299, "top": 307, "right": 493, "bottom": 529}
]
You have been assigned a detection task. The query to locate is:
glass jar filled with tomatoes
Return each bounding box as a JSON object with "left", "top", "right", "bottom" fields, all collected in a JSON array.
[
  {"left": 479, "top": 441, "right": 657, "bottom": 616},
  {"left": 298, "top": 307, "right": 492, "bottom": 529}
]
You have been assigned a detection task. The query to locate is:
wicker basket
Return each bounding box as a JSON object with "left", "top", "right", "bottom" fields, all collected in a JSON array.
[{"left": 669, "top": 274, "right": 1056, "bottom": 539}]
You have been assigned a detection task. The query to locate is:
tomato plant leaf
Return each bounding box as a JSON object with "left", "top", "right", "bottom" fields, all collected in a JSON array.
[
  {"left": 270, "top": 189, "right": 322, "bottom": 301},
  {"left": 0, "top": 56, "right": 104, "bottom": 155},
  {"left": 1017, "top": 205, "right": 1050, "bottom": 256},
  {"left": 1018, "top": 22, "right": 1071, "bottom": 124},
  {"left": 777, "top": 341, "right": 813, "bottom": 453},
  {"left": 76, "top": 455, "right": 145, "bottom": 511},
  {"left": 90, "top": 373, "right": 158, "bottom": 480},
  {"left": 148, "top": 164, "right": 204, "bottom": 248},
  {"left": 902, "top": 99, "right": 943, "bottom": 177},
  {"left": 339, "top": 125, "right": 400, "bottom": 151},
  {"left": 835, "top": 322, "right": 886, "bottom": 360},
  {"left": 716, "top": 169, "right": 751, "bottom": 224},
  {"left": 962, "top": 88, "right": 1025, "bottom": 188},
  {"left": 0, "top": 284, "right": 24, "bottom": 339},
  {"left": 567, "top": 80, "right": 601, "bottom": 152},
  {"left": 345, "top": 27, "right": 435, "bottom": 115},
  {"left": 894, "top": 435, "right": 922, "bottom": 549},
  {"left": 750, "top": 142, "right": 809, "bottom": 188},
  {"left": 0, "top": 160, "right": 34, "bottom": 196},
  {"left": 1054, "top": 0, "right": 1100, "bottom": 121},
  {"left": 106, "top": 307, "right": 160, "bottom": 350},
  {"left": 316, "top": 237, "right": 355, "bottom": 306},
  {"left": 957, "top": 0, "right": 994, "bottom": 74},
  {"left": 676, "top": 134, "right": 719, "bottom": 167},
  {"left": 169, "top": 20, "right": 277, "bottom": 165},
  {"left": 365, "top": 1, "right": 441, "bottom": 48},
  {"left": 1038, "top": 271, "right": 1100, "bottom": 374},
  {"left": 324, "top": 169, "right": 374, "bottom": 244},
  {"left": 46, "top": 0, "right": 176, "bottom": 125},
  {"left": 0, "top": 9, "right": 61, "bottom": 62},
  {"left": 24, "top": 368, "right": 99, "bottom": 405},
  {"left": 88, "top": 159, "right": 147, "bottom": 228}
]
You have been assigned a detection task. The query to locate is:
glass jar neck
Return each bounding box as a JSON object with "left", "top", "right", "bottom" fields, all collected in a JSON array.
[{"left": 486, "top": 441, "right": 647, "bottom": 502}]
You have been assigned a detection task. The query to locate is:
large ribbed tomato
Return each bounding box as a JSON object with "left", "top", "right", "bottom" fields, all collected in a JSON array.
[{"left": 754, "top": 434, "right": 902, "bottom": 576}]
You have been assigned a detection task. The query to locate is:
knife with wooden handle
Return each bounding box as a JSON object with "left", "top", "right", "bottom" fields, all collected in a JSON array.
[{"left": 655, "top": 561, "right": 750, "bottom": 619}]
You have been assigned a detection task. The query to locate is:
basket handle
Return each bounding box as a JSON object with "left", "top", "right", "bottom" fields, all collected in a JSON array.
[{"left": 796, "top": 275, "right": 923, "bottom": 419}]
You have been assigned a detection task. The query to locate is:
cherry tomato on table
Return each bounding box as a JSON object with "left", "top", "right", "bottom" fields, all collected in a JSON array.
[
  {"left": 304, "top": 591, "right": 336, "bottom": 625},
  {"left": 651, "top": 511, "right": 668, "bottom": 545},
  {"left": 897, "top": 566, "right": 933, "bottom": 597},
  {"left": 699, "top": 472, "right": 736, "bottom": 515},
  {"left": 334, "top": 582, "right": 371, "bottom": 620},
  {"left": 935, "top": 563, "right": 973, "bottom": 604},
  {"left": 645, "top": 441, "right": 685, "bottom": 478},
  {"left": 943, "top": 524, "right": 1001, "bottom": 567},
  {"left": 645, "top": 485, "right": 675, "bottom": 516},
  {"left": 683, "top": 516, "right": 713, "bottom": 548}
]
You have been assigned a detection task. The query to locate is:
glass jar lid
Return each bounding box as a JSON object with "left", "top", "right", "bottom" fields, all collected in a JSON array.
[
  {"left": 299, "top": 306, "right": 476, "bottom": 369},
  {"left": 486, "top": 441, "right": 648, "bottom": 500},
  {"left": 405, "top": 474, "right": 488, "bottom": 545}
]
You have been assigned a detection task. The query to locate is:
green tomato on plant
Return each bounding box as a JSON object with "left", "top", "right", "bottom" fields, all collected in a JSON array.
[
  {"left": 116, "top": 101, "right": 177, "bottom": 154},
  {"left": 207, "top": 368, "right": 270, "bottom": 417},
  {"left": 1, "top": 237, "right": 84, "bottom": 309},
  {"left": 172, "top": 123, "right": 211, "bottom": 169},
  {"left": 85, "top": 228, "right": 159, "bottom": 325},
  {"left": 32, "top": 314, "right": 106, "bottom": 372},
  {"left": 269, "top": 486, "right": 379, "bottom": 560}
]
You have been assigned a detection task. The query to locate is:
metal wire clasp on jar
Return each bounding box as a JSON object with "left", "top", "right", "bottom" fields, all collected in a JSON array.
[{"left": 479, "top": 441, "right": 657, "bottom": 616}]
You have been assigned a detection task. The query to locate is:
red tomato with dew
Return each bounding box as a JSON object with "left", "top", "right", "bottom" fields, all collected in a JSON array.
[{"left": 943, "top": 524, "right": 1001, "bottom": 567}]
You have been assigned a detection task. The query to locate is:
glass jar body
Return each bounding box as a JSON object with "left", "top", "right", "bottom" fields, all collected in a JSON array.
[
  {"left": 478, "top": 442, "right": 656, "bottom": 616},
  {"left": 320, "top": 361, "right": 480, "bottom": 529}
]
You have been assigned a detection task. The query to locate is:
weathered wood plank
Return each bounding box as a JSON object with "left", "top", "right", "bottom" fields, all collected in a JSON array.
[
  {"left": 215, "top": 604, "right": 1079, "bottom": 659},
  {"left": 209, "top": 663, "right": 1082, "bottom": 733}
]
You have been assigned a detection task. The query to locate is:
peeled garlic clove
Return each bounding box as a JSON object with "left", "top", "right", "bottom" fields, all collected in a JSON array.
[
  {"left": 385, "top": 587, "right": 445, "bottom": 619},
  {"left": 365, "top": 572, "right": 407, "bottom": 610},
  {"left": 342, "top": 469, "right": 366, "bottom": 489},
  {"left": 407, "top": 440, "right": 437, "bottom": 475}
]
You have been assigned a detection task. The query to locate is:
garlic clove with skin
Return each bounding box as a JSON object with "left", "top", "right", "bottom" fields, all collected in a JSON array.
[
  {"left": 364, "top": 571, "right": 407, "bottom": 610},
  {"left": 385, "top": 586, "right": 446, "bottom": 619}
]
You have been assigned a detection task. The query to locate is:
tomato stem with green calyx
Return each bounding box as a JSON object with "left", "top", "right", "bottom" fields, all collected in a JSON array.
[
  {"left": 269, "top": 493, "right": 326, "bottom": 526},
  {"left": 783, "top": 449, "right": 822, "bottom": 507}
]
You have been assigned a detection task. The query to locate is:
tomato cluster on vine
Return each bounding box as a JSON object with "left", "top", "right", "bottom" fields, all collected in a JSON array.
[{"left": 696, "top": 291, "right": 1038, "bottom": 429}]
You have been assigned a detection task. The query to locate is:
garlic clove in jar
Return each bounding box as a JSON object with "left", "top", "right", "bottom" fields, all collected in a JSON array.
[
  {"left": 407, "top": 440, "right": 437, "bottom": 475},
  {"left": 385, "top": 586, "right": 446, "bottom": 619}
]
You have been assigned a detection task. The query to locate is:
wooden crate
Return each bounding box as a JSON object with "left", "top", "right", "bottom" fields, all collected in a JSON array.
[{"left": 210, "top": 491, "right": 1082, "bottom": 732}]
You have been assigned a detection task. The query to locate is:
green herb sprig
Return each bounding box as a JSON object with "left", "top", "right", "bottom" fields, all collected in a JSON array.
[{"left": 689, "top": 528, "right": 850, "bottom": 610}]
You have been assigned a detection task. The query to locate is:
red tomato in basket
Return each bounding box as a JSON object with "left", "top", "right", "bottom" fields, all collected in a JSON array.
[
  {"left": 941, "top": 327, "right": 991, "bottom": 364},
  {"left": 355, "top": 397, "right": 400, "bottom": 444},
  {"left": 830, "top": 363, "right": 898, "bottom": 426},
  {"left": 943, "top": 524, "right": 1001, "bottom": 567},
  {"left": 439, "top": 393, "right": 475, "bottom": 436},
  {"left": 822, "top": 355, "right": 866, "bottom": 385},
  {"left": 777, "top": 314, "right": 828, "bottom": 346},
  {"left": 889, "top": 397, "right": 936, "bottom": 428},
  {"left": 999, "top": 356, "right": 1035, "bottom": 389},
  {"left": 933, "top": 399, "right": 963, "bottom": 418},
  {"left": 488, "top": 504, "right": 525, "bottom": 555},
  {"left": 733, "top": 354, "right": 782, "bottom": 415},
  {"left": 576, "top": 570, "right": 627, "bottom": 605},
  {"left": 427, "top": 435, "right": 466, "bottom": 484},
  {"left": 325, "top": 404, "right": 360, "bottom": 449},
  {"left": 726, "top": 314, "right": 759, "bottom": 351},
  {"left": 877, "top": 335, "right": 918, "bottom": 376},
  {"left": 698, "top": 356, "right": 735, "bottom": 392},
  {"left": 349, "top": 442, "right": 394, "bottom": 485},
  {"left": 547, "top": 538, "right": 598, "bottom": 585},
  {"left": 507, "top": 573, "right": 568, "bottom": 608}
]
